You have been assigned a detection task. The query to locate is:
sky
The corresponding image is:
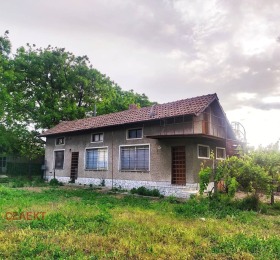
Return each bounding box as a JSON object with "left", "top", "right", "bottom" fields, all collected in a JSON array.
[{"left": 0, "top": 0, "right": 280, "bottom": 147}]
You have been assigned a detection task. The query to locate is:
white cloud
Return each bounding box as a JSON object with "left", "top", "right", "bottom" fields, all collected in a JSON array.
[{"left": 0, "top": 0, "right": 280, "bottom": 147}]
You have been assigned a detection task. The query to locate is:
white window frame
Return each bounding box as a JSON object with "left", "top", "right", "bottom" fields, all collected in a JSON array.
[
  {"left": 55, "top": 137, "right": 65, "bottom": 146},
  {"left": 119, "top": 144, "right": 150, "bottom": 172},
  {"left": 84, "top": 146, "right": 108, "bottom": 171},
  {"left": 53, "top": 149, "right": 65, "bottom": 170},
  {"left": 91, "top": 132, "right": 104, "bottom": 143},
  {"left": 197, "top": 144, "right": 210, "bottom": 159},
  {"left": 216, "top": 147, "right": 226, "bottom": 160},
  {"left": 126, "top": 128, "right": 143, "bottom": 140}
]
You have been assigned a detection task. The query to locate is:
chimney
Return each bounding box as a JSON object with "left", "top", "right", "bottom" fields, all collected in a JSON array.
[{"left": 129, "top": 104, "right": 138, "bottom": 110}]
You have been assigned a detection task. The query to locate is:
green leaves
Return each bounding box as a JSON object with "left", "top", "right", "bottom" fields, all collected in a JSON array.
[
  {"left": 10, "top": 44, "right": 153, "bottom": 129},
  {"left": 0, "top": 31, "right": 153, "bottom": 158}
]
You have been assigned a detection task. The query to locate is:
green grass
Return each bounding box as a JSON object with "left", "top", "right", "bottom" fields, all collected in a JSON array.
[{"left": 0, "top": 186, "right": 280, "bottom": 259}]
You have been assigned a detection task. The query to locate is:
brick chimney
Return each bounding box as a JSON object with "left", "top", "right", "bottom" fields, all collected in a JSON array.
[{"left": 129, "top": 104, "right": 138, "bottom": 110}]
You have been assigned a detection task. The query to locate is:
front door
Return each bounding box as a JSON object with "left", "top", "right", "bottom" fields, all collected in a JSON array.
[
  {"left": 70, "top": 152, "right": 79, "bottom": 181},
  {"left": 171, "top": 146, "right": 186, "bottom": 185}
]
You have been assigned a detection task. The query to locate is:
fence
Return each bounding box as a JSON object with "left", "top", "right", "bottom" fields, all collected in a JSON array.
[{"left": 6, "top": 162, "right": 43, "bottom": 177}]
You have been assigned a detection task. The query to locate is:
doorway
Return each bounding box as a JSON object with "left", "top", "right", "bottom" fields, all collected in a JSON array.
[
  {"left": 70, "top": 152, "right": 79, "bottom": 182},
  {"left": 171, "top": 146, "right": 186, "bottom": 185}
]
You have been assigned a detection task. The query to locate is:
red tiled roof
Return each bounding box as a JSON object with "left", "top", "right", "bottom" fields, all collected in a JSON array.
[{"left": 40, "top": 93, "right": 218, "bottom": 136}]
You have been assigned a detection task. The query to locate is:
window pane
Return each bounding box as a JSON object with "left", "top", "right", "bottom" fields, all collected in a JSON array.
[
  {"left": 56, "top": 138, "right": 64, "bottom": 145},
  {"left": 135, "top": 147, "right": 149, "bottom": 170},
  {"left": 128, "top": 130, "right": 136, "bottom": 139},
  {"left": 120, "top": 146, "right": 149, "bottom": 171},
  {"left": 86, "top": 148, "right": 107, "bottom": 170},
  {"left": 217, "top": 148, "right": 225, "bottom": 159},
  {"left": 92, "top": 133, "right": 103, "bottom": 142},
  {"left": 55, "top": 151, "right": 64, "bottom": 169},
  {"left": 136, "top": 129, "right": 142, "bottom": 138},
  {"left": 0, "top": 157, "right": 5, "bottom": 167},
  {"left": 198, "top": 146, "right": 209, "bottom": 158},
  {"left": 128, "top": 129, "right": 142, "bottom": 139},
  {"left": 86, "top": 149, "right": 97, "bottom": 169}
]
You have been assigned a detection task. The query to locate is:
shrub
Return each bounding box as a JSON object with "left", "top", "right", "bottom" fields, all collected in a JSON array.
[
  {"left": 130, "top": 186, "right": 162, "bottom": 197},
  {"left": 49, "top": 178, "right": 63, "bottom": 186},
  {"left": 272, "top": 201, "right": 280, "bottom": 210},
  {"left": 238, "top": 195, "right": 261, "bottom": 211},
  {"left": 198, "top": 166, "right": 212, "bottom": 195}
]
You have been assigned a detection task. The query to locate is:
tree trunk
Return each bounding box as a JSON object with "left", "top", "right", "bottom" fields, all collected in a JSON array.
[{"left": 271, "top": 191, "right": 275, "bottom": 205}]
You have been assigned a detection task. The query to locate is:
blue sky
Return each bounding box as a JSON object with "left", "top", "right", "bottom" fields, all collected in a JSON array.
[{"left": 1, "top": 0, "right": 279, "bottom": 147}]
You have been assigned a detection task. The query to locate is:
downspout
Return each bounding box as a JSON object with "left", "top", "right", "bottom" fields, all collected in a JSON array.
[{"left": 111, "top": 131, "right": 114, "bottom": 190}]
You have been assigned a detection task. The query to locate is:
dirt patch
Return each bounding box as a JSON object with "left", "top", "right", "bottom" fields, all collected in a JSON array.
[
  {"left": 16, "top": 187, "right": 50, "bottom": 193},
  {"left": 234, "top": 191, "right": 280, "bottom": 203}
]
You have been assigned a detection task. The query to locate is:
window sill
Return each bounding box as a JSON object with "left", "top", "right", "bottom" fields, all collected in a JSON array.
[
  {"left": 119, "top": 170, "right": 150, "bottom": 173},
  {"left": 85, "top": 169, "right": 108, "bottom": 171}
]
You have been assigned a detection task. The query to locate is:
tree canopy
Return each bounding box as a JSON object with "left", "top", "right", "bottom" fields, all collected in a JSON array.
[{"left": 0, "top": 31, "right": 153, "bottom": 158}]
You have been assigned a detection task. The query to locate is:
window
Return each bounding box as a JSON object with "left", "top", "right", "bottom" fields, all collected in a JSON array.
[
  {"left": 127, "top": 128, "right": 143, "bottom": 139},
  {"left": 216, "top": 147, "right": 226, "bottom": 159},
  {"left": 120, "top": 145, "right": 149, "bottom": 171},
  {"left": 56, "top": 137, "right": 65, "bottom": 145},
  {"left": 86, "top": 148, "right": 108, "bottom": 170},
  {"left": 91, "top": 133, "right": 104, "bottom": 143},
  {"left": 54, "top": 150, "right": 64, "bottom": 169},
  {"left": 198, "top": 145, "right": 210, "bottom": 159},
  {"left": 0, "top": 157, "right": 6, "bottom": 168}
]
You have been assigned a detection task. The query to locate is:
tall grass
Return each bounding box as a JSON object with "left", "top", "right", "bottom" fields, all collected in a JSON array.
[{"left": 0, "top": 186, "right": 279, "bottom": 259}]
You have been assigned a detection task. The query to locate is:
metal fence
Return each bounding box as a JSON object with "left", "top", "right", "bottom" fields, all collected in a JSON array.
[{"left": 0, "top": 155, "right": 44, "bottom": 177}]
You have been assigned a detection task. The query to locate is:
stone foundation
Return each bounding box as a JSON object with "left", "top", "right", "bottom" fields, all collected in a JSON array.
[{"left": 45, "top": 176, "right": 214, "bottom": 198}]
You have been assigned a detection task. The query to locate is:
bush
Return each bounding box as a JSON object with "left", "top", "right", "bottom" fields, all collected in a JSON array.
[
  {"left": 238, "top": 195, "right": 260, "bottom": 211},
  {"left": 198, "top": 166, "right": 212, "bottom": 195},
  {"left": 49, "top": 178, "right": 63, "bottom": 186},
  {"left": 130, "top": 186, "right": 162, "bottom": 197}
]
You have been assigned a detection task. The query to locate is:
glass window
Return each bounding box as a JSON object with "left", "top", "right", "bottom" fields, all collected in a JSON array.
[
  {"left": 54, "top": 151, "right": 64, "bottom": 169},
  {"left": 56, "top": 137, "right": 65, "bottom": 145},
  {"left": 120, "top": 145, "right": 149, "bottom": 171},
  {"left": 127, "top": 128, "right": 142, "bottom": 139},
  {"left": 216, "top": 147, "right": 226, "bottom": 159},
  {"left": 86, "top": 148, "right": 108, "bottom": 170},
  {"left": 92, "top": 133, "right": 104, "bottom": 142},
  {"left": 198, "top": 145, "right": 210, "bottom": 159},
  {"left": 0, "top": 157, "right": 6, "bottom": 167}
]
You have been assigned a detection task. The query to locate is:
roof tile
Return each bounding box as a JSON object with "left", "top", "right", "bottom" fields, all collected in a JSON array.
[{"left": 40, "top": 93, "right": 217, "bottom": 136}]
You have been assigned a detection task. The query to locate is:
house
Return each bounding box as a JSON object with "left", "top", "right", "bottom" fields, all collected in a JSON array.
[{"left": 40, "top": 93, "right": 239, "bottom": 197}]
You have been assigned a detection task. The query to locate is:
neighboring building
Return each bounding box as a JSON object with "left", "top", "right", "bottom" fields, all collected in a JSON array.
[
  {"left": 40, "top": 93, "right": 239, "bottom": 197},
  {"left": 0, "top": 155, "right": 7, "bottom": 174},
  {"left": 0, "top": 154, "right": 43, "bottom": 176}
]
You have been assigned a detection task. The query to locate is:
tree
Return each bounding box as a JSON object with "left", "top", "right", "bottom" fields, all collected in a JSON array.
[
  {"left": 10, "top": 43, "right": 153, "bottom": 129},
  {"left": 199, "top": 154, "right": 271, "bottom": 200},
  {"left": 0, "top": 31, "right": 153, "bottom": 159},
  {"left": 251, "top": 142, "right": 280, "bottom": 204}
]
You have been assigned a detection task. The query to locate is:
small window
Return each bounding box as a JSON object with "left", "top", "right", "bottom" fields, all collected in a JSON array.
[
  {"left": 92, "top": 133, "right": 104, "bottom": 143},
  {"left": 120, "top": 145, "right": 149, "bottom": 171},
  {"left": 0, "top": 157, "right": 6, "bottom": 168},
  {"left": 54, "top": 150, "right": 64, "bottom": 169},
  {"left": 216, "top": 147, "right": 226, "bottom": 159},
  {"left": 86, "top": 148, "right": 108, "bottom": 170},
  {"left": 56, "top": 137, "right": 65, "bottom": 145},
  {"left": 127, "top": 128, "right": 143, "bottom": 139},
  {"left": 198, "top": 145, "right": 210, "bottom": 159}
]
